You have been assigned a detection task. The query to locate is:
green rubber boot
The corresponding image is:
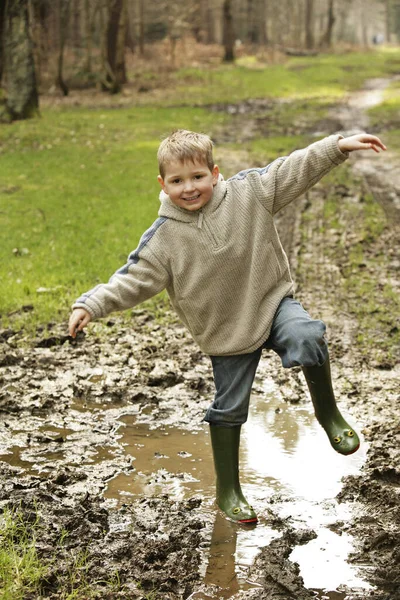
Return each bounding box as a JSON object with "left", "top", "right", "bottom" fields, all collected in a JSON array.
[
  {"left": 209, "top": 424, "right": 258, "bottom": 524},
  {"left": 302, "top": 357, "right": 360, "bottom": 456}
]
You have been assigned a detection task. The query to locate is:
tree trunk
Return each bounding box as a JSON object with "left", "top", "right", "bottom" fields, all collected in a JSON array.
[
  {"left": 30, "top": 0, "right": 51, "bottom": 86},
  {"left": 386, "top": 0, "right": 391, "bottom": 43},
  {"left": 115, "top": 0, "right": 127, "bottom": 84},
  {"left": 138, "top": 0, "right": 144, "bottom": 56},
  {"left": 191, "top": 0, "right": 201, "bottom": 42},
  {"left": 336, "top": 0, "right": 349, "bottom": 43},
  {"left": 360, "top": 0, "right": 368, "bottom": 47},
  {"left": 125, "top": 1, "right": 135, "bottom": 53},
  {"left": 259, "top": 0, "right": 268, "bottom": 45},
  {"left": 71, "top": 0, "right": 80, "bottom": 50},
  {"left": 83, "top": 0, "right": 92, "bottom": 72},
  {"left": 247, "top": 0, "right": 256, "bottom": 43},
  {"left": 102, "top": 0, "right": 123, "bottom": 93},
  {"left": 0, "top": 0, "right": 6, "bottom": 83},
  {"left": 56, "top": 0, "right": 70, "bottom": 96},
  {"left": 223, "top": 0, "right": 235, "bottom": 61},
  {"left": 206, "top": 0, "right": 215, "bottom": 44},
  {"left": 305, "top": 0, "right": 314, "bottom": 49},
  {"left": 2, "top": 0, "right": 39, "bottom": 120},
  {"left": 320, "top": 0, "right": 335, "bottom": 48}
]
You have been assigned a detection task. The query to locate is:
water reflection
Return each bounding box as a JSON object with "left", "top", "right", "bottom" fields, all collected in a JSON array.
[
  {"left": 204, "top": 514, "right": 240, "bottom": 595},
  {"left": 243, "top": 396, "right": 365, "bottom": 502},
  {"left": 188, "top": 513, "right": 269, "bottom": 600}
]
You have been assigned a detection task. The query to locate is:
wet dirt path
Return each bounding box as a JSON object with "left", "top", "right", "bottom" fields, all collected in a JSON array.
[{"left": 1, "top": 79, "right": 399, "bottom": 599}]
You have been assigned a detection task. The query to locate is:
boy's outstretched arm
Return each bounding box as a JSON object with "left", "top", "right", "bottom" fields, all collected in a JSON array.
[
  {"left": 68, "top": 226, "right": 171, "bottom": 339},
  {"left": 338, "top": 133, "right": 386, "bottom": 153},
  {"left": 69, "top": 307, "right": 91, "bottom": 338},
  {"left": 257, "top": 133, "right": 386, "bottom": 215}
]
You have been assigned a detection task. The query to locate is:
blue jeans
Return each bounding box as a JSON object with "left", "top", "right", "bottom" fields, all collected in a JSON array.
[{"left": 204, "top": 296, "right": 328, "bottom": 427}]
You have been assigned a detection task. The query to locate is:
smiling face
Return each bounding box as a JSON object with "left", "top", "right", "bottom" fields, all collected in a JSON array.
[{"left": 158, "top": 159, "right": 219, "bottom": 212}]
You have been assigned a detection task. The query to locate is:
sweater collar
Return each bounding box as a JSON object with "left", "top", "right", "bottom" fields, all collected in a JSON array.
[{"left": 158, "top": 174, "right": 227, "bottom": 223}]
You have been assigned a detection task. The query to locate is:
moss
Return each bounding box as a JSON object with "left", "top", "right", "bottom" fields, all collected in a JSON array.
[{"left": 368, "top": 81, "right": 400, "bottom": 132}]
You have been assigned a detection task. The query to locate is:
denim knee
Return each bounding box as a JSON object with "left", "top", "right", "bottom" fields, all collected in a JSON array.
[
  {"left": 204, "top": 403, "right": 249, "bottom": 427},
  {"left": 281, "top": 319, "right": 328, "bottom": 368}
]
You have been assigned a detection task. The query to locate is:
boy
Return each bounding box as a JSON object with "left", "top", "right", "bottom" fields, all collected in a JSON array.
[{"left": 69, "top": 130, "right": 386, "bottom": 524}]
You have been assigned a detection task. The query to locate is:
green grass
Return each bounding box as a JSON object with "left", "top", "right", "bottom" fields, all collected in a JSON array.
[
  {"left": 368, "top": 79, "right": 400, "bottom": 152},
  {"left": 368, "top": 80, "right": 400, "bottom": 126},
  {"left": 0, "top": 505, "right": 128, "bottom": 599},
  {"left": 0, "top": 506, "right": 47, "bottom": 599},
  {"left": 134, "top": 49, "right": 400, "bottom": 106},
  {"left": 1, "top": 48, "right": 400, "bottom": 332}
]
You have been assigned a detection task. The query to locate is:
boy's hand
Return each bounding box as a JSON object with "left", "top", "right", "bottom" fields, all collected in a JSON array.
[
  {"left": 338, "top": 134, "right": 387, "bottom": 154},
  {"left": 69, "top": 308, "right": 91, "bottom": 338}
]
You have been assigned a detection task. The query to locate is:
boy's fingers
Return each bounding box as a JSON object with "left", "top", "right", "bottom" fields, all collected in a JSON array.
[
  {"left": 73, "top": 313, "right": 91, "bottom": 336},
  {"left": 364, "top": 135, "right": 386, "bottom": 150},
  {"left": 69, "top": 320, "right": 79, "bottom": 338},
  {"left": 358, "top": 141, "right": 383, "bottom": 152},
  {"left": 69, "top": 313, "right": 88, "bottom": 338},
  {"left": 369, "top": 143, "right": 384, "bottom": 153},
  {"left": 70, "top": 321, "right": 83, "bottom": 338}
]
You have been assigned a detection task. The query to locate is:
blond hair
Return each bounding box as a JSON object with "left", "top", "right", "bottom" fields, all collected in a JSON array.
[{"left": 157, "top": 130, "right": 214, "bottom": 179}]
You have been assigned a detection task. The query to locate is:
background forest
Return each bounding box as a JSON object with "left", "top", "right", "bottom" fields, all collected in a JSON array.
[
  {"left": 1, "top": 0, "right": 400, "bottom": 331},
  {"left": 0, "top": 0, "right": 400, "bottom": 119}
]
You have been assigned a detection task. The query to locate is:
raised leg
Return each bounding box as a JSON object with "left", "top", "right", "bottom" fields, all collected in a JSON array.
[{"left": 302, "top": 356, "right": 360, "bottom": 455}]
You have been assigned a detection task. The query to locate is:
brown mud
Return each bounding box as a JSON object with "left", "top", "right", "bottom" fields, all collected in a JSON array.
[{"left": 1, "top": 80, "right": 399, "bottom": 599}]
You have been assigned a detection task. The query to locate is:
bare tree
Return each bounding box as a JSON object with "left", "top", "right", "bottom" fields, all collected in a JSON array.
[
  {"left": 247, "top": 0, "right": 255, "bottom": 42},
  {"left": 360, "top": 0, "right": 369, "bottom": 46},
  {"left": 320, "top": 0, "right": 335, "bottom": 47},
  {"left": 1, "top": 0, "right": 39, "bottom": 121},
  {"left": 292, "top": 0, "right": 303, "bottom": 47},
  {"left": 102, "top": 0, "right": 126, "bottom": 93},
  {"left": 305, "top": 0, "right": 315, "bottom": 49},
  {"left": 115, "top": 0, "right": 127, "bottom": 83},
  {"left": 259, "top": 0, "right": 269, "bottom": 45},
  {"left": 207, "top": 0, "right": 219, "bottom": 44},
  {"left": 0, "top": 0, "right": 6, "bottom": 83},
  {"left": 30, "top": 0, "right": 51, "bottom": 86},
  {"left": 223, "top": 0, "right": 235, "bottom": 61},
  {"left": 83, "top": 0, "right": 92, "bottom": 72},
  {"left": 137, "top": 0, "right": 144, "bottom": 55},
  {"left": 56, "top": 0, "right": 70, "bottom": 96},
  {"left": 385, "top": 0, "right": 391, "bottom": 42}
]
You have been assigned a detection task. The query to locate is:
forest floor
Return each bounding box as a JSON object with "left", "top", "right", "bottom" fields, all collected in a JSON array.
[{"left": 1, "top": 78, "right": 399, "bottom": 600}]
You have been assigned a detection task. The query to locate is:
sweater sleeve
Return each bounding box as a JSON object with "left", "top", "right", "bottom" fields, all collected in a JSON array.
[
  {"left": 72, "top": 239, "right": 170, "bottom": 320},
  {"left": 257, "top": 135, "right": 349, "bottom": 214}
]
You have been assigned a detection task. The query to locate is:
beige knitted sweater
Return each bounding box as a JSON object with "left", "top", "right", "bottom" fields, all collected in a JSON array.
[{"left": 73, "top": 135, "right": 348, "bottom": 355}]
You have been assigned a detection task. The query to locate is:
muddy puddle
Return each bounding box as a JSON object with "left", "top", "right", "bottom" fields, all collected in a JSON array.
[
  {"left": 1, "top": 343, "right": 373, "bottom": 599},
  {"left": 103, "top": 369, "right": 371, "bottom": 599}
]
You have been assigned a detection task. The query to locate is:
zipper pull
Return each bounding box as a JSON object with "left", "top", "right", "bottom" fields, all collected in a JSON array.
[{"left": 198, "top": 211, "right": 204, "bottom": 229}]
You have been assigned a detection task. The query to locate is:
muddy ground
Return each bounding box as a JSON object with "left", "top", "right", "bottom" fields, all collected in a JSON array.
[{"left": 1, "top": 81, "right": 399, "bottom": 599}]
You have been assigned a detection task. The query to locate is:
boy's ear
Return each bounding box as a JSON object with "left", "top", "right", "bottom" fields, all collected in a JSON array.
[
  {"left": 212, "top": 165, "right": 220, "bottom": 185},
  {"left": 157, "top": 175, "right": 165, "bottom": 190}
]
